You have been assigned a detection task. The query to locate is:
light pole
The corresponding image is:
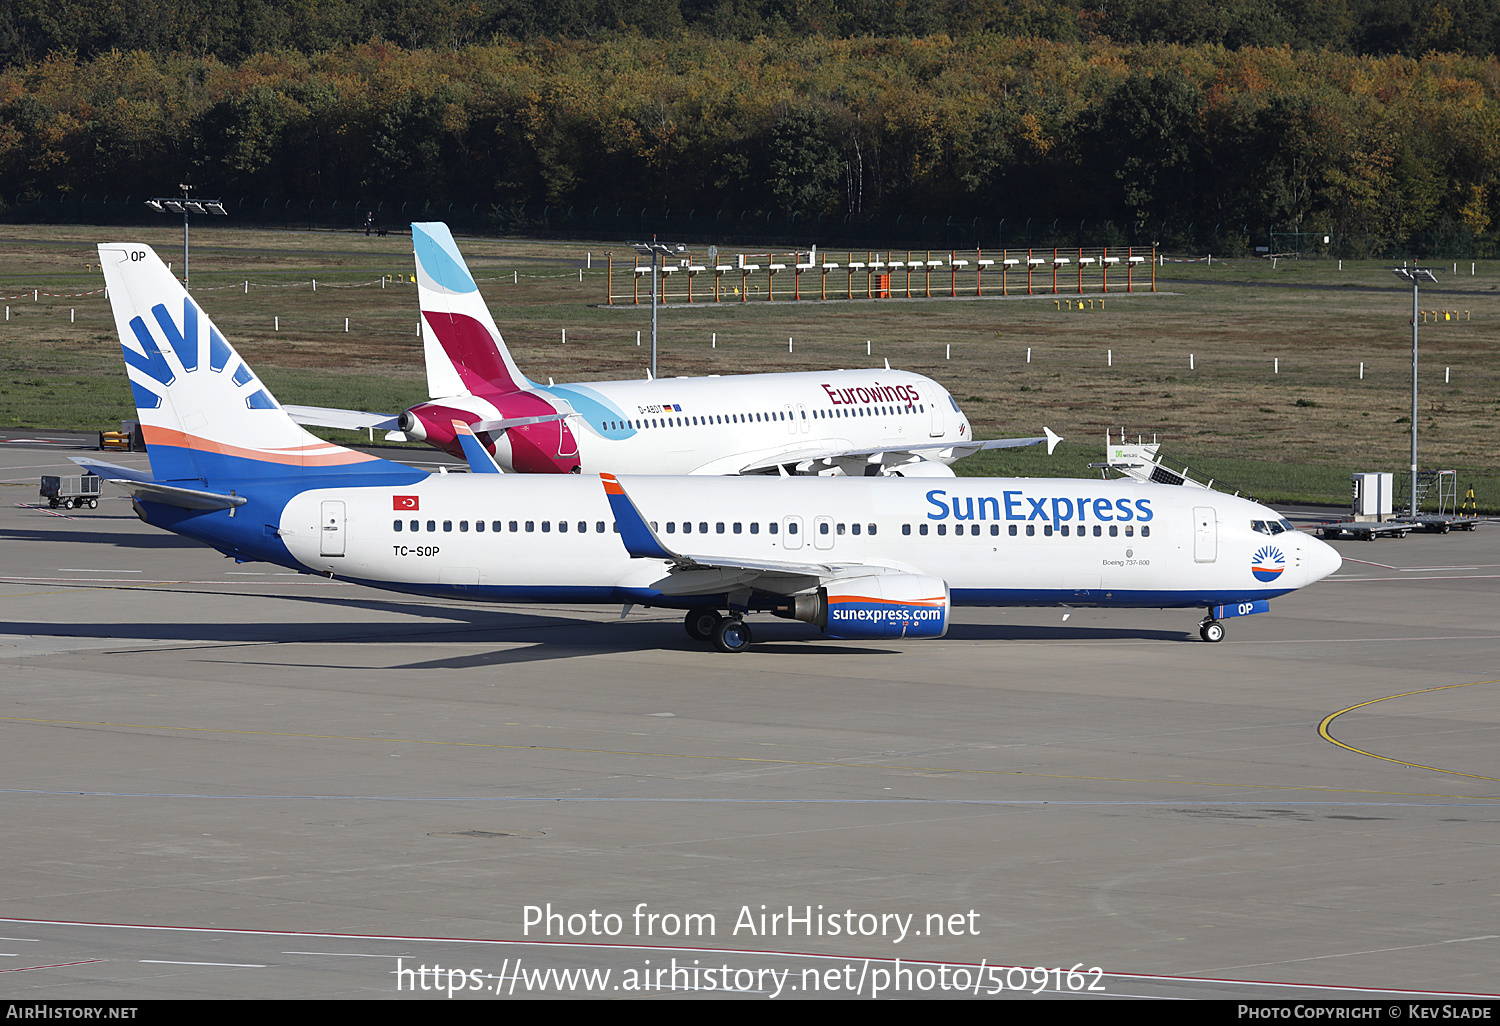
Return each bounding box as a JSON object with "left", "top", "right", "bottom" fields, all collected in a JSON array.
[
  {"left": 146, "top": 186, "right": 227, "bottom": 290},
  {"left": 632, "top": 238, "right": 686, "bottom": 379},
  {"left": 1391, "top": 266, "right": 1437, "bottom": 518}
]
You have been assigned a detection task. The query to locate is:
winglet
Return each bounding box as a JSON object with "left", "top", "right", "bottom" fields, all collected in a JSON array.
[
  {"left": 600, "top": 473, "right": 679, "bottom": 561},
  {"left": 1044, "top": 426, "right": 1063, "bottom": 455},
  {"left": 452, "top": 420, "right": 504, "bottom": 474}
]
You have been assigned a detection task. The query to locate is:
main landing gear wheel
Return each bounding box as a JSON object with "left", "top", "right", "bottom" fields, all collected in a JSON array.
[
  {"left": 1199, "top": 620, "right": 1225, "bottom": 643},
  {"left": 713, "top": 617, "right": 753, "bottom": 653},
  {"left": 684, "top": 606, "right": 723, "bottom": 642}
]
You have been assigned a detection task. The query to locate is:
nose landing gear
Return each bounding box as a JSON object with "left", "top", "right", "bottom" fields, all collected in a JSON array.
[{"left": 1198, "top": 617, "right": 1225, "bottom": 643}]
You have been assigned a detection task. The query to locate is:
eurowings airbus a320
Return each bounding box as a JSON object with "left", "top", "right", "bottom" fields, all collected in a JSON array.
[
  {"left": 285, "top": 222, "right": 1058, "bottom": 476},
  {"left": 79, "top": 243, "right": 1341, "bottom": 652}
]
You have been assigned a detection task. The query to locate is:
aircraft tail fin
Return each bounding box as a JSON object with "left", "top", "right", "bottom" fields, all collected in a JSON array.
[
  {"left": 412, "top": 221, "right": 529, "bottom": 399},
  {"left": 97, "top": 243, "right": 409, "bottom": 485}
]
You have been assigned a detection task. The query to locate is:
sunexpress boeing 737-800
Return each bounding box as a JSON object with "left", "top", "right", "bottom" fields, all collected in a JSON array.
[
  {"left": 79, "top": 243, "right": 1341, "bottom": 652},
  {"left": 284, "top": 222, "right": 1058, "bottom": 477}
]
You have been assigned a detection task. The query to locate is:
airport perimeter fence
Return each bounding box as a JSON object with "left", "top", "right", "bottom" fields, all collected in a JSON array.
[{"left": 8, "top": 193, "right": 1500, "bottom": 260}]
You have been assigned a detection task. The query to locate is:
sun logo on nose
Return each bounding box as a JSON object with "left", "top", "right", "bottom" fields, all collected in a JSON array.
[{"left": 1251, "top": 545, "right": 1285, "bottom": 582}]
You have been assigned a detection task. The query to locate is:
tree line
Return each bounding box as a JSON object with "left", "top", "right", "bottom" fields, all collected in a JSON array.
[
  {"left": 4, "top": 0, "right": 1499, "bottom": 67},
  {"left": 2, "top": 36, "right": 1497, "bottom": 252}
]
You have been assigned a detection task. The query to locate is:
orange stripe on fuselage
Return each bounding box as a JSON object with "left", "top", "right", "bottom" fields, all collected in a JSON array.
[
  {"left": 142, "top": 426, "right": 378, "bottom": 466},
  {"left": 827, "top": 595, "right": 946, "bottom": 606}
]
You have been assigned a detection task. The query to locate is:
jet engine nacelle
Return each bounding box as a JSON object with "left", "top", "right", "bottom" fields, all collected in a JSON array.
[{"left": 773, "top": 573, "right": 950, "bottom": 640}]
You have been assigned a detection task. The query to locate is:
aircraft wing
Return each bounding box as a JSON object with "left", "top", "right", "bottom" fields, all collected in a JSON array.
[
  {"left": 600, "top": 473, "right": 889, "bottom": 596},
  {"left": 732, "top": 427, "right": 1062, "bottom": 475},
  {"left": 283, "top": 405, "right": 401, "bottom": 432}
]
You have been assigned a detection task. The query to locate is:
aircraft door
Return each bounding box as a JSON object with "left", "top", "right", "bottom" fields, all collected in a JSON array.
[
  {"left": 782, "top": 515, "right": 804, "bottom": 550},
  {"left": 783, "top": 404, "right": 797, "bottom": 434},
  {"left": 1193, "top": 506, "right": 1217, "bottom": 563},
  {"left": 556, "top": 419, "right": 578, "bottom": 458},
  {"left": 928, "top": 388, "right": 946, "bottom": 436},
  {"left": 814, "top": 516, "right": 835, "bottom": 550},
  {"left": 796, "top": 403, "right": 809, "bottom": 433},
  {"left": 320, "top": 500, "right": 346, "bottom": 557}
]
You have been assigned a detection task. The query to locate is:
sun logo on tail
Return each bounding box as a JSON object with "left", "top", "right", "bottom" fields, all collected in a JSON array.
[{"left": 1251, "top": 545, "right": 1286, "bottom": 583}]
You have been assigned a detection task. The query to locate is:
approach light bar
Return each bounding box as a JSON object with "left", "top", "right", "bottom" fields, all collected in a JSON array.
[{"left": 146, "top": 196, "right": 227, "bottom": 216}]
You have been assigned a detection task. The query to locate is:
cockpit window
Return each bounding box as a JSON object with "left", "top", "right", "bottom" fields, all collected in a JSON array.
[
  {"left": 949, "top": 395, "right": 961, "bottom": 413},
  {"left": 1251, "top": 520, "right": 1269, "bottom": 534},
  {"left": 1278, "top": 519, "right": 1295, "bottom": 533}
]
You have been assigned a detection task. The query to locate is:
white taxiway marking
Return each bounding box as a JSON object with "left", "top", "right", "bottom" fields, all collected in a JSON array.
[
  {"left": 1343, "top": 558, "right": 1500, "bottom": 571},
  {"left": 139, "top": 959, "right": 266, "bottom": 967},
  {"left": 284, "top": 951, "right": 404, "bottom": 958}
]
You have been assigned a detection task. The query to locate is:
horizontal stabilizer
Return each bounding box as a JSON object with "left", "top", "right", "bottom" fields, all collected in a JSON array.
[
  {"left": 470, "top": 412, "right": 570, "bottom": 434},
  {"left": 284, "top": 405, "right": 400, "bottom": 432},
  {"left": 72, "top": 458, "right": 245, "bottom": 510}
]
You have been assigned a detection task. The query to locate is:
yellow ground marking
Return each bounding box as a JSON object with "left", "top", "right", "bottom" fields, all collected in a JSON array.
[{"left": 1318, "top": 679, "right": 1500, "bottom": 783}]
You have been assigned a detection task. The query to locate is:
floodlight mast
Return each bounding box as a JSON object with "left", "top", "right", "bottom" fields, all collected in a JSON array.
[
  {"left": 144, "top": 185, "right": 227, "bottom": 290},
  {"left": 1391, "top": 266, "right": 1437, "bottom": 517},
  {"left": 630, "top": 238, "right": 687, "bottom": 379}
]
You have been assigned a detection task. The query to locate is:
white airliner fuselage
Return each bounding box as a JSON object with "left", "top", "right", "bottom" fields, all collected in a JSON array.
[
  {"left": 84, "top": 241, "right": 1341, "bottom": 653},
  {"left": 426, "top": 368, "right": 977, "bottom": 477}
]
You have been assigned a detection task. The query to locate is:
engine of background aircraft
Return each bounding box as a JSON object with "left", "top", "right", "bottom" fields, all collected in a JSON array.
[{"left": 397, "top": 394, "right": 580, "bottom": 474}]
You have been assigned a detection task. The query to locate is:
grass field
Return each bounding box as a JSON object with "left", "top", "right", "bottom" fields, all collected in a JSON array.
[{"left": 2, "top": 225, "right": 1495, "bottom": 510}]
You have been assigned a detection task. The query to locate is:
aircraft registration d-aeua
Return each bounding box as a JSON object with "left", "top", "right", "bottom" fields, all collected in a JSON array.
[
  {"left": 284, "top": 222, "right": 1058, "bottom": 476},
  {"left": 79, "top": 243, "right": 1342, "bottom": 652}
]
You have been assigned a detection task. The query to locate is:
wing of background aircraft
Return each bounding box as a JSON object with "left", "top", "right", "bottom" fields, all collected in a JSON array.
[{"left": 728, "top": 427, "right": 1063, "bottom": 476}]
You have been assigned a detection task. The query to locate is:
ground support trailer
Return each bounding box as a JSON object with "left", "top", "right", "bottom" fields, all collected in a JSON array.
[{"left": 40, "top": 473, "right": 102, "bottom": 509}]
